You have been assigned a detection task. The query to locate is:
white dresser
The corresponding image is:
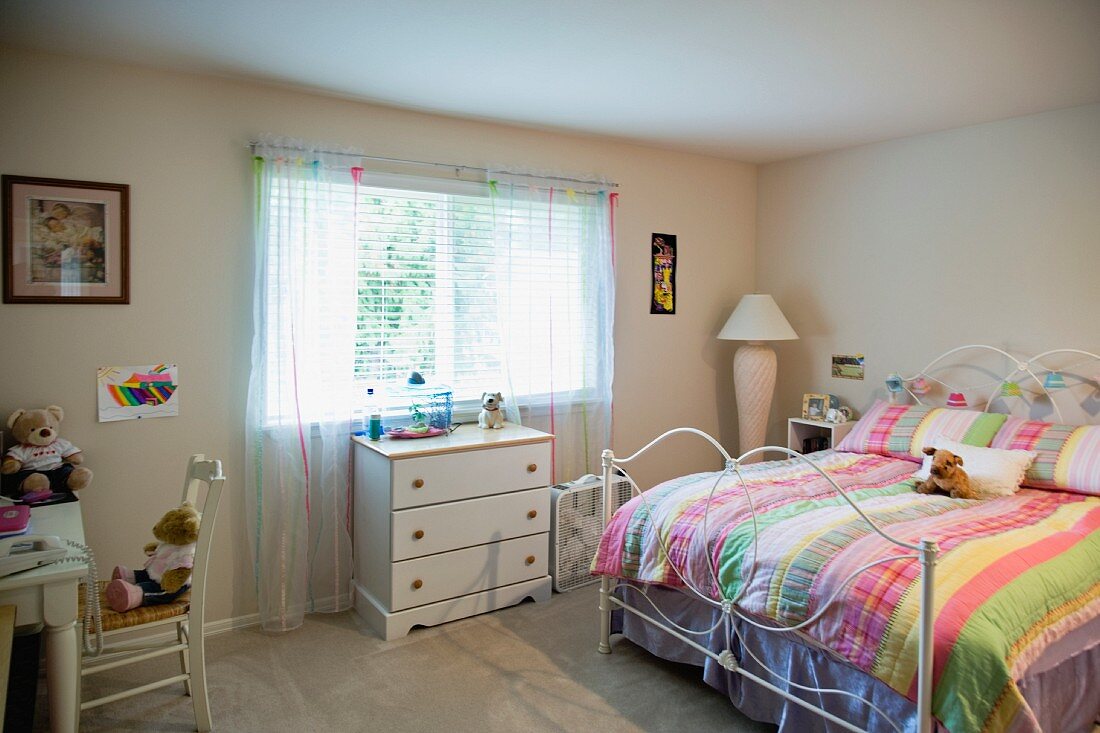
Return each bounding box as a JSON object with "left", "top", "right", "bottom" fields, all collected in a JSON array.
[{"left": 351, "top": 424, "right": 554, "bottom": 640}]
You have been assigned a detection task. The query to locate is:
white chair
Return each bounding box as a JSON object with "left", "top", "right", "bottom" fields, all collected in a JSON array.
[{"left": 80, "top": 454, "right": 225, "bottom": 731}]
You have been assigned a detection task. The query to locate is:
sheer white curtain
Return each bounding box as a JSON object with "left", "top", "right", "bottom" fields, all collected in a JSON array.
[
  {"left": 489, "top": 174, "right": 616, "bottom": 483},
  {"left": 245, "top": 143, "right": 359, "bottom": 631}
]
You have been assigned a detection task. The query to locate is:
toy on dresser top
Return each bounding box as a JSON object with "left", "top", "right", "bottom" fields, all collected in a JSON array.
[
  {"left": 478, "top": 391, "right": 505, "bottom": 430},
  {"left": 1, "top": 405, "right": 93, "bottom": 498},
  {"left": 106, "top": 503, "right": 200, "bottom": 612}
]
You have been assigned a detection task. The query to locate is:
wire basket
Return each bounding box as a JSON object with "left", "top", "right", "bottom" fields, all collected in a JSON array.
[{"left": 550, "top": 474, "right": 634, "bottom": 592}]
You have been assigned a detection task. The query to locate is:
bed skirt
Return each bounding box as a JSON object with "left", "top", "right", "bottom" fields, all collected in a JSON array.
[{"left": 614, "top": 585, "right": 1100, "bottom": 733}]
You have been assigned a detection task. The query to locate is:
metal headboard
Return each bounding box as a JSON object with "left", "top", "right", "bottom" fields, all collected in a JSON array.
[{"left": 891, "top": 344, "right": 1100, "bottom": 424}]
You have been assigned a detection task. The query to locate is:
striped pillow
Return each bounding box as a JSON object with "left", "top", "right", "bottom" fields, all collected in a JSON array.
[
  {"left": 835, "top": 400, "right": 1007, "bottom": 463},
  {"left": 990, "top": 418, "right": 1100, "bottom": 495}
]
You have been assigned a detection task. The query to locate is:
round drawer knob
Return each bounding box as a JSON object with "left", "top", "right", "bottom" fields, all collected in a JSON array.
[
  {"left": 412, "top": 478, "right": 424, "bottom": 489},
  {"left": 525, "top": 555, "right": 536, "bottom": 566},
  {"left": 412, "top": 579, "right": 423, "bottom": 590},
  {"left": 413, "top": 530, "right": 424, "bottom": 540},
  {"left": 527, "top": 463, "right": 538, "bottom": 473},
  {"left": 527, "top": 510, "right": 538, "bottom": 519}
]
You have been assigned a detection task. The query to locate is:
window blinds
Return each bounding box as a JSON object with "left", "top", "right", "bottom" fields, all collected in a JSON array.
[
  {"left": 354, "top": 174, "right": 599, "bottom": 404},
  {"left": 252, "top": 147, "right": 614, "bottom": 488}
]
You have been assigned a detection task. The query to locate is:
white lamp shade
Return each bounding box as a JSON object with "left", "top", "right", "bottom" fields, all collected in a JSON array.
[{"left": 718, "top": 294, "right": 799, "bottom": 342}]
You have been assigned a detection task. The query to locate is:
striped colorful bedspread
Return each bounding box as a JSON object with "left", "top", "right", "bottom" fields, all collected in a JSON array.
[{"left": 592, "top": 451, "right": 1100, "bottom": 733}]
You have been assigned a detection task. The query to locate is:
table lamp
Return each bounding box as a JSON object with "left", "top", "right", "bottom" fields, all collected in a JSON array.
[{"left": 718, "top": 294, "right": 799, "bottom": 459}]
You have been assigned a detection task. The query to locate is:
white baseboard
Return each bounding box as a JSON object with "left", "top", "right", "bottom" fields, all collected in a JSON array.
[
  {"left": 204, "top": 612, "right": 262, "bottom": 636},
  {"left": 87, "top": 611, "right": 262, "bottom": 649},
  {"left": 103, "top": 595, "right": 351, "bottom": 646},
  {"left": 177, "top": 592, "right": 350, "bottom": 635},
  {"left": 145, "top": 602, "right": 349, "bottom": 641},
  {"left": 41, "top": 601, "right": 353, "bottom": 673},
  {"left": 307, "top": 593, "right": 352, "bottom": 615}
]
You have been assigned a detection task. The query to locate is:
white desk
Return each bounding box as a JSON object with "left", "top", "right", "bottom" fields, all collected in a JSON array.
[{"left": 0, "top": 502, "right": 86, "bottom": 733}]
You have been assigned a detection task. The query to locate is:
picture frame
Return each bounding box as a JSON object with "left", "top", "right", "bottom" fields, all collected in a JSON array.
[
  {"left": 3, "top": 175, "right": 129, "bottom": 304},
  {"left": 802, "top": 392, "right": 829, "bottom": 421},
  {"left": 831, "top": 353, "right": 865, "bottom": 380},
  {"left": 650, "top": 232, "right": 676, "bottom": 315}
]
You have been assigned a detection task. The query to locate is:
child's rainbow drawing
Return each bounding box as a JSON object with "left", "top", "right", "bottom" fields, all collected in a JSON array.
[{"left": 97, "top": 363, "right": 179, "bottom": 422}]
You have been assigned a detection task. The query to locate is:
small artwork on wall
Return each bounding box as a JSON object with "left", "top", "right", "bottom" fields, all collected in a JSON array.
[
  {"left": 97, "top": 364, "right": 179, "bottom": 422},
  {"left": 832, "top": 353, "right": 865, "bottom": 380},
  {"left": 650, "top": 232, "right": 676, "bottom": 315}
]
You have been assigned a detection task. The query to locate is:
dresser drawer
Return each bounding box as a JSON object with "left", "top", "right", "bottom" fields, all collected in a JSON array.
[
  {"left": 391, "top": 487, "right": 550, "bottom": 561},
  {"left": 390, "top": 533, "right": 548, "bottom": 611},
  {"left": 391, "top": 442, "right": 551, "bottom": 509}
]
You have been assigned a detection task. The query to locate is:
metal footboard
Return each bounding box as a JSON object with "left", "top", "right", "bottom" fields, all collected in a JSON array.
[{"left": 596, "top": 428, "right": 937, "bottom": 733}]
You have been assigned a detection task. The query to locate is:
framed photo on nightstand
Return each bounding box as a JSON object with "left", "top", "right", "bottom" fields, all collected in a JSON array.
[{"left": 801, "top": 393, "right": 829, "bottom": 420}]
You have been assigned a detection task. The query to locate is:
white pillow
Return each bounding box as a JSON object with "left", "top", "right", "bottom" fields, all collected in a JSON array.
[{"left": 913, "top": 438, "right": 1037, "bottom": 498}]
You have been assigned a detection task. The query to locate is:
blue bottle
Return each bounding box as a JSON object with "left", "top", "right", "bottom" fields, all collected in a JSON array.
[{"left": 366, "top": 388, "right": 383, "bottom": 440}]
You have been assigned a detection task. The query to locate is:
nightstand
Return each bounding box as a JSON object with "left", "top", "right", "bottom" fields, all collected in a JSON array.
[
  {"left": 351, "top": 424, "right": 554, "bottom": 640},
  {"left": 787, "top": 418, "right": 854, "bottom": 454}
]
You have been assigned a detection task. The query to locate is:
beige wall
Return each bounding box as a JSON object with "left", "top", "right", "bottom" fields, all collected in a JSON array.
[
  {"left": 12, "top": 47, "right": 1090, "bottom": 628},
  {"left": 0, "top": 47, "right": 756, "bottom": 624},
  {"left": 757, "top": 104, "right": 1100, "bottom": 445}
]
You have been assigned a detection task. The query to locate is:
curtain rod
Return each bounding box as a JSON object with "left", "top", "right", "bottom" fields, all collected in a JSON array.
[{"left": 247, "top": 141, "right": 619, "bottom": 189}]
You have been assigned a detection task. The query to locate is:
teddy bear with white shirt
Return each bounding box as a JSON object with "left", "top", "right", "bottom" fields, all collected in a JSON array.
[{"left": 1, "top": 405, "right": 93, "bottom": 497}]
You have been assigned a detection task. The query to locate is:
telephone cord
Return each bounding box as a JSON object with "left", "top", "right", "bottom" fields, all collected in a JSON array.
[{"left": 62, "top": 539, "right": 103, "bottom": 656}]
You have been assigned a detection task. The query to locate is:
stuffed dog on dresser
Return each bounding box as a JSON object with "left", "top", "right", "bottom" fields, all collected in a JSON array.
[
  {"left": 915, "top": 447, "right": 977, "bottom": 500},
  {"left": 478, "top": 392, "right": 505, "bottom": 429}
]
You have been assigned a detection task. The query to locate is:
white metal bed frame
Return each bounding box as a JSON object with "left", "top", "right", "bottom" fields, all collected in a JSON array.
[
  {"left": 596, "top": 345, "right": 1100, "bottom": 733},
  {"left": 898, "top": 345, "right": 1100, "bottom": 424}
]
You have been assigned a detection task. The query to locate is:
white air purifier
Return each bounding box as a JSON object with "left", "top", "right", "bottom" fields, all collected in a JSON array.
[{"left": 549, "top": 473, "right": 634, "bottom": 592}]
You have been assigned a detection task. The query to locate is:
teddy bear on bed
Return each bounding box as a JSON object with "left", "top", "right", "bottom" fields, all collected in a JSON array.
[
  {"left": 105, "top": 503, "right": 200, "bottom": 612},
  {"left": 1, "top": 405, "right": 93, "bottom": 498},
  {"left": 915, "top": 447, "right": 977, "bottom": 500}
]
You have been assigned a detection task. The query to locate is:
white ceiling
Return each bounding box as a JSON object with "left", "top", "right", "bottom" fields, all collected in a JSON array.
[{"left": 3, "top": 1, "right": 1098, "bottom": 162}]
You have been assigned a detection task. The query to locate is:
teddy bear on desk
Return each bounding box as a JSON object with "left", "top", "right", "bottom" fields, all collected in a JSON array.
[{"left": 1, "top": 405, "right": 93, "bottom": 498}]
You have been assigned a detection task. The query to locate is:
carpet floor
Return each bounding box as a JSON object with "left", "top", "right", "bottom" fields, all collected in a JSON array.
[{"left": 36, "top": 585, "right": 776, "bottom": 732}]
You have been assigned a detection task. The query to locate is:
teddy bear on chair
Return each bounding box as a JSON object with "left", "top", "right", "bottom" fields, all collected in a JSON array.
[{"left": 106, "top": 503, "right": 200, "bottom": 612}]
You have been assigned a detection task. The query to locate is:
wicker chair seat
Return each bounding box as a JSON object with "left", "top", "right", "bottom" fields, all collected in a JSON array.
[{"left": 79, "top": 580, "right": 190, "bottom": 632}]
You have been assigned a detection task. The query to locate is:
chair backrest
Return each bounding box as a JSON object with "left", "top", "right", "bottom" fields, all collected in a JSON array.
[{"left": 178, "top": 454, "right": 226, "bottom": 626}]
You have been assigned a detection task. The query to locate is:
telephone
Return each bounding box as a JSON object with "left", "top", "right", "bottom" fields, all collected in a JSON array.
[
  {"left": 0, "top": 534, "right": 67, "bottom": 578},
  {"left": 0, "top": 533, "right": 104, "bottom": 654}
]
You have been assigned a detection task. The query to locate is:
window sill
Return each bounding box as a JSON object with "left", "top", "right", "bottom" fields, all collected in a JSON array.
[{"left": 262, "top": 396, "right": 604, "bottom": 436}]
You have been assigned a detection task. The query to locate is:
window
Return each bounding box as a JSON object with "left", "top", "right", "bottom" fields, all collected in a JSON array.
[
  {"left": 355, "top": 183, "right": 498, "bottom": 399},
  {"left": 259, "top": 169, "right": 611, "bottom": 422},
  {"left": 252, "top": 149, "right": 613, "bottom": 484},
  {"left": 356, "top": 176, "right": 602, "bottom": 407}
]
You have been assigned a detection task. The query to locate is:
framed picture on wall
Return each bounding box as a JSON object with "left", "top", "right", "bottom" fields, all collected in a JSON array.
[
  {"left": 3, "top": 175, "right": 129, "bottom": 304},
  {"left": 650, "top": 232, "right": 676, "bottom": 314}
]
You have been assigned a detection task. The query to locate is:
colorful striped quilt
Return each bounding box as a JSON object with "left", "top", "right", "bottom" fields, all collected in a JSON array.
[{"left": 592, "top": 451, "right": 1100, "bottom": 733}]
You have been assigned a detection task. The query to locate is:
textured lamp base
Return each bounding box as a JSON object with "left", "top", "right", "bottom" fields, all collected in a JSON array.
[{"left": 734, "top": 342, "right": 777, "bottom": 462}]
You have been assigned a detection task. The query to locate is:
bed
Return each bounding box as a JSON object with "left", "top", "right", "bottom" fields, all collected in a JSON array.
[{"left": 592, "top": 346, "right": 1100, "bottom": 733}]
